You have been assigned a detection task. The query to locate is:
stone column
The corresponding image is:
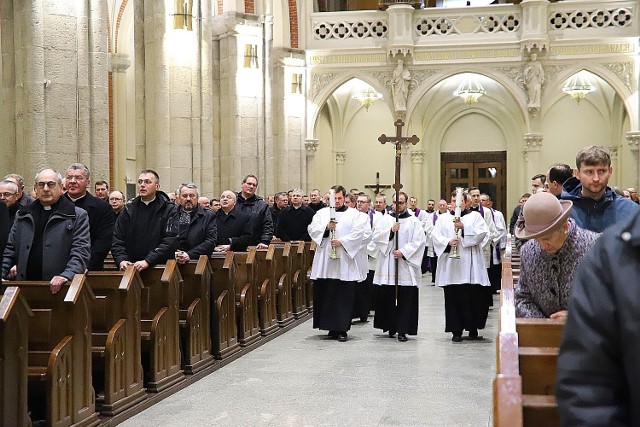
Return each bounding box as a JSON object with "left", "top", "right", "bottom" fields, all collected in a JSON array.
[
  {"left": 627, "top": 131, "right": 640, "bottom": 188},
  {"left": 520, "top": 0, "right": 550, "bottom": 53},
  {"left": 411, "top": 150, "right": 425, "bottom": 203},
  {"left": 523, "top": 133, "right": 543, "bottom": 190},
  {"left": 386, "top": 4, "right": 414, "bottom": 57},
  {"left": 334, "top": 150, "right": 347, "bottom": 184},
  {"left": 110, "top": 53, "right": 131, "bottom": 192},
  {"left": 305, "top": 138, "right": 319, "bottom": 188}
]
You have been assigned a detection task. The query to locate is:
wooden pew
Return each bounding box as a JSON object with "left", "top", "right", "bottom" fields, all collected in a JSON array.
[
  {"left": 303, "top": 241, "right": 316, "bottom": 312},
  {"left": 230, "top": 248, "right": 261, "bottom": 347},
  {"left": 209, "top": 252, "right": 241, "bottom": 359},
  {"left": 3, "top": 276, "right": 100, "bottom": 427},
  {"left": 287, "top": 242, "right": 308, "bottom": 319},
  {"left": 270, "top": 243, "right": 294, "bottom": 326},
  {"left": 253, "top": 246, "right": 279, "bottom": 336},
  {"left": 138, "top": 261, "right": 184, "bottom": 392},
  {"left": 494, "top": 236, "right": 563, "bottom": 427},
  {"left": 176, "top": 256, "right": 216, "bottom": 374},
  {"left": 85, "top": 268, "right": 147, "bottom": 416},
  {"left": 0, "top": 286, "right": 32, "bottom": 427}
]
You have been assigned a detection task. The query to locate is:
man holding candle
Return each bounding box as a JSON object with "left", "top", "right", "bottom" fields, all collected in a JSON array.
[
  {"left": 308, "top": 185, "right": 370, "bottom": 342},
  {"left": 431, "top": 189, "right": 491, "bottom": 342}
]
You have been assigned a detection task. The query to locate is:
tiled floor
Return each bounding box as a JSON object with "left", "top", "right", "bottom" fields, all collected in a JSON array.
[{"left": 120, "top": 281, "right": 497, "bottom": 426}]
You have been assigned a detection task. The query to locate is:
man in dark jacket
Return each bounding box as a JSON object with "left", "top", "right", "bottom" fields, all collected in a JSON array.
[
  {"left": 64, "top": 163, "right": 115, "bottom": 270},
  {"left": 556, "top": 208, "right": 640, "bottom": 426},
  {"left": 0, "top": 179, "right": 19, "bottom": 223},
  {"left": 214, "top": 190, "right": 253, "bottom": 252},
  {"left": 168, "top": 182, "right": 217, "bottom": 263},
  {"left": 0, "top": 201, "right": 9, "bottom": 257},
  {"left": 111, "top": 169, "right": 176, "bottom": 272},
  {"left": 561, "top": 145, "right": 637, "bottom": 233},
  {"left": 276, "top": 188, "right": 314, "bottom": 241},
  {"left": 2, "top": 168, "right": 90, "bottom": 294},
  {"left": 236, "top": 174, "right": 273, "bottom": 248}
]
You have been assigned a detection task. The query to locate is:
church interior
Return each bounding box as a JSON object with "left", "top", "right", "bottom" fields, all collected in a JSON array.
[{"left": 0, "top": 0, "right": 638, "bottom": 425}]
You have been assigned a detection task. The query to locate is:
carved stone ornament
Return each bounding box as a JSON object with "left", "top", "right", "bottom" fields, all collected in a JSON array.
[
  {"left": 311, "top": 72, "right": 336, "bottom": 101},
  {"left": 626, "top": 131, "right": 640, "bottom": 152},
  {"left": 524, "top": 133, "right": 543, "bottom": 151},
  {"left": 305, "top": 139, "right": 319, "bottom": 153},
  {"left": 411, "top": 150, "right": 425, "bottom": 164},
  {"left": 334, "top": 150, "right": 347, "bottom": 164},
  {"left": 603, "top": 62, "right": 633, "bottom": 91}
]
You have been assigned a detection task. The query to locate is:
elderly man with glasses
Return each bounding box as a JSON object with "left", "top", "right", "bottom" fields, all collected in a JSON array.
[
  {"left": 111, "top": 169, "right": 177, "bottom": 272},
  {"left": 2, "top": 168, "right": 90, "bottom": 294},
  {"left": 0, "top": 179, "right": 20, "bottom": 223}
]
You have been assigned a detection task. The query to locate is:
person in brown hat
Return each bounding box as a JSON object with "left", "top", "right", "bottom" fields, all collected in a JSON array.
[{"left": 514, "top": 191, "right": 600, "bottom": 318}]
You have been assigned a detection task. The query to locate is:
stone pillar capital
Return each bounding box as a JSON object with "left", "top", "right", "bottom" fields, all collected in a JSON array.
[
  {"left": 626, "top": 131, "right": 640, "bottom": 151},
  {"left": 109, "top": 52, "right": 131, "bottom": 73},
  {"left": 305, "top": 139, "right": 319, "bottom": 154},
  {"left": 334, "top": 149, "right": 347, "bottom": 164},
  {"left": 410, "top": 150, "right": 425, "bottom": 164},
  {"left": 524, "top": 133, "right": 543, "bottom": 151}
]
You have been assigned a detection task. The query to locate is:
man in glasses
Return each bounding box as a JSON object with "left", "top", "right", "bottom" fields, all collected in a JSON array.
[
  {"left": 0, "top": 179, "right": 20, "bottom": 223},
  {"left": 3, "top": 173, "right": 34, "bottom": 207},
  {"left": 371, "top": 192, "right": 426, "bottom": 342},
  {"left": 109, "top": 190, "right": 126, "bottom": 216},
  {"left": 111, "top": 169, "right": 177, "bottom": 272},
  {"left": 2, "top": 168, "right": 90, "bottom": 294},
  {"left": 64, "top": 163, "right": 114, "bottom": 271},
  {"left": 167, "top": 183, "right": 217, "bottom": 264}
]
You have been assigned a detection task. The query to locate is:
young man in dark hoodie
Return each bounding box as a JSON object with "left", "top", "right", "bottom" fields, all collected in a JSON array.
[
  {"left": 561, "top": 146, "right": 637, "bottom": 233},
  {"left": 111, "top": 169, "right": 176, "bottom": 272}
]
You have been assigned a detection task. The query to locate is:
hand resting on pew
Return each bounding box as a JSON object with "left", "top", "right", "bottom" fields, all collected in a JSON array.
[
  {"left": 49, "top": 275, "right": 68, "bottom": 294},
  {"left": 549, "top": 310, "right": 567, "bottom": 320},
  {"left": 215, "top": 244, "right": 231, "bottom": 252},
  {"left": 119, "top": 259, "right": 150, "bottom": 272},
  {"left": 175, "top": 250, "right": 191, "bottom": 264}
]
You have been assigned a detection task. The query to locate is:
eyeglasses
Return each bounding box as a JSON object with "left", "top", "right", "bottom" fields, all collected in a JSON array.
[
  {"left": 66, "top": 175, "right": 86, "bottom": 182},
  {"left": 109, "top": 197, "right": 123, "bottom": 201},
  {"left": 137, "top": 179, "right": 155, "bottom": 185},
  {"left": 0, "top": 192, "right": 16, "bottom": 198},
  {"left": 36, "top": 181, "right": 58, "bottom": 189}
]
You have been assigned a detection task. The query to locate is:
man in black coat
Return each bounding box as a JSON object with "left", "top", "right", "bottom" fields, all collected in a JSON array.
[
  {"left": 276, "top": 188, "right": 314, "bottom": 241},
  {"left": 214, "top": 190, "right": 253, "bottom": 252},
  {"left": 0, "top": 179, "right": 20, "bottom": 223},
  {"left": 3, "top": 173, "right": 35, "bottom": 207},
  {"left": 236, "top": 174, "right": 273, "bottom": 249},
  {"left": 64, "top": 163, "right": 115, "bottom": 270},
  {"left": 111, "top": 169, "right": 176, "bottom": 272},
  {"left": 0, "top": 201, "right": 9, "bottom": 257},
  {"left": 167, "top": 183, "right": 217, "bottom": 263}
]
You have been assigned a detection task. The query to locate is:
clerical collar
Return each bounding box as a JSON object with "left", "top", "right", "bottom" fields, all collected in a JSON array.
[
  {"left": 426, "top": 209, "right": 434, "bottom": 213},
  {"left": 470, "top": 205, "right": 480, "bottom": 212},
  {"left": 141, "top": 196, "right": 156, "bottom": 205},
  {"left": 461, "top": 208, "right": 472, "bottom": 217},
  {"left": 393, "top": 210, "right": 411, "bottom": 219},
  {"left": 68, "top": 192, "right": 87, "bottom": 203},
  {"left": 336, "top": 205, "right": 347, "bottom": 212},
  {"left": 40, "top": 198, "right": 61, "bottom": 211}
]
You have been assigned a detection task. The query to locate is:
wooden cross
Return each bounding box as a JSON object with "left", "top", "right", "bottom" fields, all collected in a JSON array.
[
  {"left": 378, "top": 119, "right": 420, "bottom": 196},
  {"left": 364, "top": 172, "right": 392, "bottom": 195},
  {"left": 378, "top": 119, "right": 420, "bottom": 305}
]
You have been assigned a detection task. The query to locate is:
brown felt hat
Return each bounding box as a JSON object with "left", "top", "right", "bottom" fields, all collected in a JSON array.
[{"left": 514, "top": 191, "right": 573, "bottom": 239}]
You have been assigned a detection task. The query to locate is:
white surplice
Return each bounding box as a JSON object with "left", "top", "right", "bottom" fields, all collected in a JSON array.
[
  {"left": 431, "top": 210, "right": 490, "bottom": 287},
  {"left": 366, "top": 210, "right": 385, "bottom": 271},
  {"left": 372, "top": 213, "right": 426, "bottom": 287},
  {"left": 308, "top": 206, "right": 370, "bottom": 282},
  {"left": 354, "top": 210, "right": 374, "bottom": 280}
]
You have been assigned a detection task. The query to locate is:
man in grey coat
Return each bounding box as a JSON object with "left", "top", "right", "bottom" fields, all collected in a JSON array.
[{"left": 1, "top": 168, "right": 90, "bottom": 294}]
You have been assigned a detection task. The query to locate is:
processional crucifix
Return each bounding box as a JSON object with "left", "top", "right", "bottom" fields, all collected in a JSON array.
[{"left": 378, "top": 119, "right": 420, "bottom": 306}]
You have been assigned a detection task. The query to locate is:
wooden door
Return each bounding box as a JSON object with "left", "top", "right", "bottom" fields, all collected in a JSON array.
[{"left": 441, "top": 152, "right": 506, "bottom": 213}]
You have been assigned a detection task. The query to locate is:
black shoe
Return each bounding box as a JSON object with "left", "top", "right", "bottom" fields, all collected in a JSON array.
[
  {"left": 397, "top": 333, "right": 408, "bottom": 342},
  {"left": 328, "top": 331, "right": 338, "bottom": 339},
  {"left": 452, "top": 335, "right": 463, "bottom": 343},
  {"left": 337, "top": 333, "right": 348, "bottom": 342},
  {"left": 360, "top": 316, "right": 368, "bottom": 323},
  {"left": 468, "top": 330, "right": 483, "bottom": 340},
  {"left": 388, "top": 331, "right": 396, "bottom": 338}
]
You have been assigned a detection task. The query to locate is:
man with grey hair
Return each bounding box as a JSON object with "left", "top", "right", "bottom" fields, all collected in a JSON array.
[
  {"left": 3, "top": 173, "right": 34, "bottom": 207},
  {"left": 276, "top": 188, "right": 315, "bottom": 241},
  {"left": 0, "top": 179, "right": 20, "bottom": 223},
  {"left": 2, "top": 168, "right": 90, "bottom": 294},
  {"left": 64, "top": 162, "right": 114, "bottom": 270},
  {"left": 213, "top": 190, "right": 253, "bottom": 252},
  {"left": 167, "top": 183, "right": 217, "bottom": 264}
]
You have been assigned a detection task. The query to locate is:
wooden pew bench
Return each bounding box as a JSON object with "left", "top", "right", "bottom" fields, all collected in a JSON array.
[
  {"left": 287, "top": 242, "right": 308, "bottom": 319},
  {"left": 270, "top": 242, "right": 294, "bottom": 326},
  {"left": 494, "top": 239, "right": 564, "bottom": 427},
  {"left": 3, "top": 277, "right": 100, "bottom": 427},
  {"left": 0, "top": 286, "right": 32, "bottom": 427},
  {"left": 177, "top": 256, "right": 216, "bottom": 374},
  {"left": 229, "top": 249, "right": 261, "bottom": 346},
  {"left": 85, "top": 267, "right": 147, "bottom": 415},
  {"left": 139, "top": 261, "right": 184, "bottom": 392},
  {"left": 209, "top": 252, "right": 240, "bottom": 359},
  {"left": 253, "top": 246, "right": 279, "bottom": 336}
]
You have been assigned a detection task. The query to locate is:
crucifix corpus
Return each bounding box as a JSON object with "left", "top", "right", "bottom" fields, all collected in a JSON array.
[
  {"left": 364, "top": 172, "right": 392, "bottom": 195},
  {"left": 378, "top": 119, "right": 420, "bottom": 306}
]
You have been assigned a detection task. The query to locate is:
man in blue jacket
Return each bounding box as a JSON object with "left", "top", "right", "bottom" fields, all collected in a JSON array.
[{"left": 561, "top": 145, "right": 637, "bottom": 233}]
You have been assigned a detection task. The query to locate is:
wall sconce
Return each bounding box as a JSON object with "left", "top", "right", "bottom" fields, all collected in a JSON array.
[
  {"left": 291, "top": 74, "right": 303, "bottom": 94},
  {"left": 243, "top": 44, "right": 259, "bottom": 69},
  {"left": 172, "top": 0, "right": 193, "bottom": 31}
]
